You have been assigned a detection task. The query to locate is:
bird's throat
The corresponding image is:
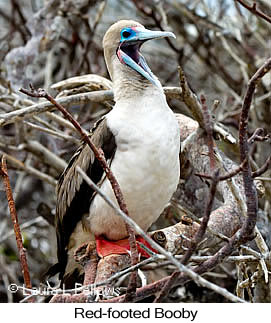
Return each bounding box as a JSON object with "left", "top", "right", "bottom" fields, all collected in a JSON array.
[{"left": 117, "top": 42, "right": 160, "bottom": 87}]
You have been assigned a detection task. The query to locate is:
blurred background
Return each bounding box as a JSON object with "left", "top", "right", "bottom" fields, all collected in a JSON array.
[{"left": 0, "top": 0, "right": 271, "bottom": 302}]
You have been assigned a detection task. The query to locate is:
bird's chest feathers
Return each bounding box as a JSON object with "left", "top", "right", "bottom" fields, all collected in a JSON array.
[
  {"left": 89, "top": 94, "right": 180, "bottom": 240},
  {"left": 107, "top": 95, "right": 180, "bottom": 190}
]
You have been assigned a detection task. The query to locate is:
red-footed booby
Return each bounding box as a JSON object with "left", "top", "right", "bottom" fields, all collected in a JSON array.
[{"left": 54, "top": 20, "right": 180, "bottom": 286}]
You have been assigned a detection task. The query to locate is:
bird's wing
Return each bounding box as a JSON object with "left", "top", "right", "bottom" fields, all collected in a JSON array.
[{"left": 55, "top": 116, "right": 116, "bottom": 280}]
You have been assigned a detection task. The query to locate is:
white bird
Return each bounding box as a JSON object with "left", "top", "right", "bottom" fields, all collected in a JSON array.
[{"left": 54, "top": 20, "right": 180, "bottom": 287}]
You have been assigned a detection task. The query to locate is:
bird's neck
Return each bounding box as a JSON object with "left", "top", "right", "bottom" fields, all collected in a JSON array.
[{"left": 112, "top": 62, "right": 163, "bottom": 102}]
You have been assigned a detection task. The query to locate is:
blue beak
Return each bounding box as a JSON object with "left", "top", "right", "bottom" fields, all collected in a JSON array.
[{"left": 117, "top": 27, "right": 176, "bottom": 87}]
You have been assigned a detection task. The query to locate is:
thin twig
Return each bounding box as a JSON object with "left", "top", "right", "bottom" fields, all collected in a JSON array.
[
  {"left": 248, "top": 128, "right": 266, "bottom": 144},
  {"left": 179, "top": 66, "right": 205, "bottom": 128},
  {"left": 182, "top": 170, "right": 220, "bottom": 265},
  {"left": 252, "top": 155, "right": 271, "bottom": 178},
  {"left": 239, "top": 59, "right": 271, "bottom": 236},
  {"left": 178, "top": 66, "right": 236, "bottom": 144},
  {"left": 25, "top": 140, "right": 67, "bottom": 173},
  {"left": 235, "top": 0, "right": 271, "bottom": 24},
  {"left": 0, "top": 155, "right": 32, "bottom": 291},
  {"left": 195, "top": 159, "right": 247, "bottom": 181},
  {"left": 23, "top": 120, "right": 80, "bottom": 144},
  {"left": 200, "top": 94, "right": 215, "bottom": 170}
]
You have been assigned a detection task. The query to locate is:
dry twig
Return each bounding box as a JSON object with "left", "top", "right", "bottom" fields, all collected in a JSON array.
[
  {"left": 0, "top": 155, "right": 32, "bottom": 291},
  {"left": 235, "top": 0, "right": 271, "bottom": 24}
]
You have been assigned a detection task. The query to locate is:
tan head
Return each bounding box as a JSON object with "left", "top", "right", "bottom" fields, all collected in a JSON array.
[
  {"left": 102, "top": 20, "right": 175, "bottom": 91},
  {"left": 103, "top": 20, "right": 143, "bottom": 81}
]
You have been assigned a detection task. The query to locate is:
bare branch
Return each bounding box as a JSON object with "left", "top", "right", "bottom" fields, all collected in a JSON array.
[
  {"left": 0, "top": 155, "right": 32, "bottom": 292},
  {"left": 235, "top": 0, "right": 271, "bottom": 24},
  {"left": 252, "top": 155, "right": 271, "bottom": 178}
]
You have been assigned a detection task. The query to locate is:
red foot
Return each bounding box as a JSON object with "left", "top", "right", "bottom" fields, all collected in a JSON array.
[{"left": 95, "top": 236, "right": 157, "bottom": 258}]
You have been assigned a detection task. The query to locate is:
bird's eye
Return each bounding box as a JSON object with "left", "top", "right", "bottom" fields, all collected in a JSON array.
[{"left": 122, "top": 30, "right": 131, "bottom": 38}]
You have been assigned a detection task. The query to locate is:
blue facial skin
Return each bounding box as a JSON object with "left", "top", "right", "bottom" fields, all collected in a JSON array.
[{"left": 120, "top": 28, "right": 137, "bottom": 42}]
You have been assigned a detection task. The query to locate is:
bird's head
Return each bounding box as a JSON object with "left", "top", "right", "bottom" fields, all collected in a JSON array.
[{"left": 103, "top": 20, "right": 175, "bottom": 88}]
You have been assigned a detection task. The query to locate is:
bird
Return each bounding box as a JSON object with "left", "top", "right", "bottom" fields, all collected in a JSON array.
[{"left": 53, "top": 20, "right": 180, "bottom": 287}]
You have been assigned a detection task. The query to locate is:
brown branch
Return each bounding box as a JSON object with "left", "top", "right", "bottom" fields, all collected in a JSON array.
[
  {"left": 103, "top": 276, "right": 173, "bottom": 303},
  {"left": 200, "top": 94, "right": 215, "bottom": 171},
  {"left": 123, "top": 271, "right": 138, "bottom": 302},
  {"left": 182, "top": 170, "right": 220, "bottom": 265},
  {"left": 11, "top": 0, "right": 30, "bottom": 35},
  {"left": 178, "top": 66, "right": 205, "bottom": 127},
  {"left": 248, "top": 128, "right": 270, "bottom": 146},
  {"left": 239, "top": 58, "right": 271, "bottom": 235},
  {"left": 75, "top": 1, "right": 105, "bottom": 74},
  {"left": 20, "top": 85, "right": 139, "bottom": 298},
  {"left": 235, "top": 0, "right": 271, "bottom": 24},
  {"left": 0, "top": 8, "right": 29, "bottom": 44},
  {"left": 248, "top": 128, "right": 265, "bottom": 144},
  {"left": 0, "top": 156, "right": 32, "bottom": 291},
  {"left": 195, "top": 159, "right": 247, "bottom": 181},
  {"left": 103, "top": 256, "right": 246, "bottom": 303},
  {"left": 252, "top": 155, "right": 271, "bottom": 178}
]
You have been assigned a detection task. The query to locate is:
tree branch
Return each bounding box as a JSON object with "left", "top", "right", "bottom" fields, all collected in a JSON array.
[
  {"left": 235, "top": 0, "right": 271, "bottom": 24},
  {"left": 0, "top": 155, "right": 32, "bottom": 292}
]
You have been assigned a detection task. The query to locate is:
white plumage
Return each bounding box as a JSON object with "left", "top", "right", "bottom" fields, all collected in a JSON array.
[{"left": 88, "top": 85, "right": 180, "bottom": 240}]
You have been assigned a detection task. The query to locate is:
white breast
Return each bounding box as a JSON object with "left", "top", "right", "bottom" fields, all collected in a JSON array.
[{"left": 88, "top": 88, "right": 180, "bottom": 240}]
